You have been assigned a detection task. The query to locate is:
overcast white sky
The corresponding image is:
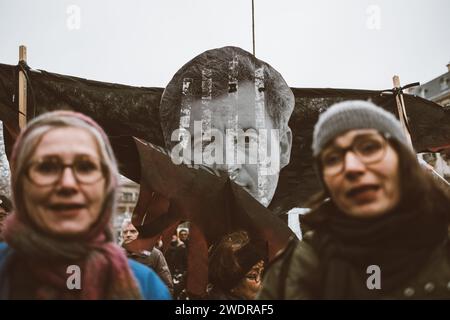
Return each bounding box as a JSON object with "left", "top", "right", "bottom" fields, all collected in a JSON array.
[{"left": 1, "top": 0, "right": 449, "bottom": 90}]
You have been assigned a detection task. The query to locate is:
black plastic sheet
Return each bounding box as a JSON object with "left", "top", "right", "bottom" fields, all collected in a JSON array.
[{"left": 1, "top": 62, "right": 449, "bottom": 214}]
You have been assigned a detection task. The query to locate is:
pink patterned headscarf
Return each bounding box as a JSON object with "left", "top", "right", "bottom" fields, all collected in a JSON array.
[{"left": 3, "top": 110, "right": 142, "bottom": 299}]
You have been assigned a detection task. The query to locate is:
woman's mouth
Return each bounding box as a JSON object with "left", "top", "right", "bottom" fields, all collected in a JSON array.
[
  {"left": 48, "top": 203, "right": 86, "bottom": 216},
  {"left": 346, "top": 185, "right": 380, "bottom": 202},
  {"left": 49, "top": 203, "right": 85, "bottom": 210}
]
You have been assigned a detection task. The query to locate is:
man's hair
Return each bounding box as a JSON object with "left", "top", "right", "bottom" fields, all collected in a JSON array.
[{"left": 160, "top": 46, "right": 295, "bottom": 149}]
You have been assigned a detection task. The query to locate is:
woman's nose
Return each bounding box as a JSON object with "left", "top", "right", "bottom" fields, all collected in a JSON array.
[
  {"left": 343, "top": 151, "right": 366, "bottom": 175},
  {"left": 59, "top": 167, "right": 78, "bottom": 187}
]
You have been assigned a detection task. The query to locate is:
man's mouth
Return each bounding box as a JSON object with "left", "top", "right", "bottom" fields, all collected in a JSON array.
[{"left": 233, "top": 180, "right": 252, "bottom": 193}]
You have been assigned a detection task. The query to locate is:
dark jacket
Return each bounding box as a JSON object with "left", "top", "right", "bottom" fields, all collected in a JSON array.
[
  {"left": 0, "top": 242, "right": 171, "bottom": 300},
  {"left": 165, "top": 241, "right": 187, "bottom": 275},
  {"left": 257, "top": 231, "right": 450, "bottom": 299}
]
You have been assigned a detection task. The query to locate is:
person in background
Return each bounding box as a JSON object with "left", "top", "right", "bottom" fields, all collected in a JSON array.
[
  {"left": 155, "top": 235, "right": 164, "bottom": 251},
  {"left": 178, "top": 228, "right": 189, "bottom": 246},
  {"left": 165, "top": 226, "right": 189, "bottom": 299},
  {"left": 0, "top": 110, "right": 171, "bottom": 299},
  {"left": 121, "top": 220, "right": 174, "bottom": 295},
  {"left": 258, "top": 100, "right": 450, "bottom": 299},
  {"left": 0, "top": 195, "right": 12, "bottom": 242},
  {"left": 208, "top": 231, "right": 266, "bottom": 300}
]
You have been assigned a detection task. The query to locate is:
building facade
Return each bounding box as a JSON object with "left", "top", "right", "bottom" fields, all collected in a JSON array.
[
  {"left": 407, "top": 62, "right": 450, "bottom": 108},
  {"left": 114, "top": 175, "right": 140, "bottom": 235}
]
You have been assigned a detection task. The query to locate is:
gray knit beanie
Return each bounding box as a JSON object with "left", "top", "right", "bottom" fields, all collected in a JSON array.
[{"left": 312, "top": 100, "right": 409, "bottom": 157}]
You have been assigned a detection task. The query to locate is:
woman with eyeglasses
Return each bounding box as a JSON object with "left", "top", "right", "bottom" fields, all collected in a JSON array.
[
  {"left": 258, "top": 100, "right": 450, "bottom": 299},
  {"left": 0, "top": 111, "right": 171, "bottom": 299},
  {"left": 207, "top": 231, "right": 266, "bottom": 300}
]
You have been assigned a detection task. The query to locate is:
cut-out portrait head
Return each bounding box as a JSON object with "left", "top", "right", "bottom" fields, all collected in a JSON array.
[{"left": 160, "top": 46, "right": 295, "bottom": 207}]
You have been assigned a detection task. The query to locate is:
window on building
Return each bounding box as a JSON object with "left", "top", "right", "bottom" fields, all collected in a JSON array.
[
  {"left": 122, "top": 192, "right": 133, "bottom": 202},
  {"left": 440, "top": 78, "right": 448, "bottom": 91},
  {"left": 420, "top": 88, "right": 428, "bottom": 98}
]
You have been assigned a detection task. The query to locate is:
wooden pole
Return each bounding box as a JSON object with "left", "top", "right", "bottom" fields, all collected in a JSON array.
[
  {"left": 18, "top": 45, "right": 27, "bottom": 130},
  {"left": 392, "top": 75, "right": 413, "bottom": 147},
  {"left": 252, "top": 0, "right": 255, "bottom": 57}
]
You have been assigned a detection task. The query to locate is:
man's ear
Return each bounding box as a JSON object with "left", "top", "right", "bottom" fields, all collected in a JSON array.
[{"left": 280, "top": 127, "right": 292, "bottom": 169}]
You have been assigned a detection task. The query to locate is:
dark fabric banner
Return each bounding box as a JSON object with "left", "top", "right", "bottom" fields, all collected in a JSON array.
[{"left": 1, "top": 63, "right": 449, "bottom": 212}]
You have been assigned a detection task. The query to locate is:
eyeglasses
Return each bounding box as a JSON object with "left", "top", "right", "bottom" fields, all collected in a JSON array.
[
  {"left": 320, "top": 133, "right": 389, "bottom": 177},
  {"left": 26, "top": 155, "right": 106, "bottom": 186}
]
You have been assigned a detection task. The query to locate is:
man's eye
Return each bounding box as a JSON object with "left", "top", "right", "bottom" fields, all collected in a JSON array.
[{"left": 36, "top": 161, "right": 60, "bottom": 174}]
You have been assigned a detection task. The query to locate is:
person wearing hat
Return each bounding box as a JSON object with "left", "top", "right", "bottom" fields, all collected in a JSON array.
[
  {"left": 0, "top": 195, "right": 12, "bottom": 242},
  {"left": 0, "top": 111, "right": 171, "bottom": 299},
  {"left": 257, "top": 100, "right": 450, "bottom": 299}
]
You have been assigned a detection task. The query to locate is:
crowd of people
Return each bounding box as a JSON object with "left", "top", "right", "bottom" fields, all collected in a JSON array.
[
  {"left": 0, "top": 46, "right": 449, "bottom": 300},
  {"left": 0, "top": 100, "right": 448, "bottom": 300}
]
